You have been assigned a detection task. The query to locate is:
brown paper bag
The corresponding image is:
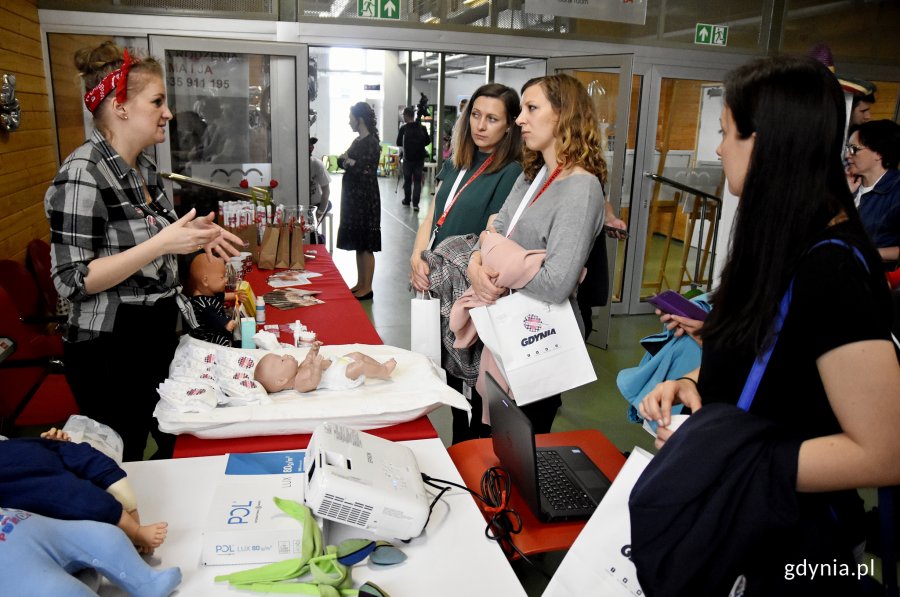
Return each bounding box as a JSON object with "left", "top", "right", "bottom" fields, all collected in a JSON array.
[
  {"left": 258, "top": 224, "right": 280, "bottom": 270},
  {"left": 290, "top": 223, "right": 306, "bottom": 270},
  {"left": 226, "top": 225, "right": 259, "bottom": 263},
  {"left": 274, "top": 222, "right": 291, "bottom": 269}
]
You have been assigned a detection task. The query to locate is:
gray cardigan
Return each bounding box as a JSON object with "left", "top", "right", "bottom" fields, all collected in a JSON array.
[{"left": 491, "top": 171, "right": 605, "bottom": 334}]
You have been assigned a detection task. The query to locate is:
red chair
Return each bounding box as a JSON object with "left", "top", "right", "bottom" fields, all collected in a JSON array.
[
  {"left": 26, "top": 239, "right": 63, "bottom": 318},
  {"left": 0, "top": 286, "right": 77, "bottom": 433},
  {"left": 0, "top": 259, "right": 65, "bottom": 343}
]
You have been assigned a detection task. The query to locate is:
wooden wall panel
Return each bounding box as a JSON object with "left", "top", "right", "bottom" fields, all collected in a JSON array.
[
  {"left": 47, "top": 33, "right": 113, "bottom": 161},
  {"left": 0, "top": 0, "right": 52, "bottom": 263},
  {"left": 871, "top": 81, "right": 900, "bottom": 122}
]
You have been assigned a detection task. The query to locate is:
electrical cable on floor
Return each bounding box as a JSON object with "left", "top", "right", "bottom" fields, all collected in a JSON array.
[{"left": 422, "top": 469, "right": 551, "bottom": 579}]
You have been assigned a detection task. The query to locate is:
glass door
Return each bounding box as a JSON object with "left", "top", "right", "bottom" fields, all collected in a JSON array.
[
  {"left": 546, "top": 55, "right": 636, "bottom": 349},
  {"left": 149, "top": 36, "right": 308, "bottom": 216},
  {"left": 623, "top": 64, "right": 731, "bottom": 314}
]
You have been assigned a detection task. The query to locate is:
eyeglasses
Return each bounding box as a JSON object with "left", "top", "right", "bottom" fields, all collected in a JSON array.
[{"left": 845, "top": 143, "right": 868, "bottom": 156}]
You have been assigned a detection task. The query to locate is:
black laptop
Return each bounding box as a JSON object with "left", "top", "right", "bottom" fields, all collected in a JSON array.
[{"left": 486, "top": 372, "right": 611, "bottom": 522}]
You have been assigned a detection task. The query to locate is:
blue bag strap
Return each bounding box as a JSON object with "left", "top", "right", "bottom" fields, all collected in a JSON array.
[{"left": 737, "top": 239, "right": 868, "bottom": 411}]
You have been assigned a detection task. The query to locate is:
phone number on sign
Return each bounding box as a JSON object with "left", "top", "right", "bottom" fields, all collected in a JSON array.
[{"left": 167, "top": 77, "right": 230, "bottom": 89}]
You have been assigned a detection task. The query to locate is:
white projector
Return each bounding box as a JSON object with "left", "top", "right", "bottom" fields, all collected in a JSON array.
[{"left": 303, "top": 422, "right": 430, "bottom": 541}]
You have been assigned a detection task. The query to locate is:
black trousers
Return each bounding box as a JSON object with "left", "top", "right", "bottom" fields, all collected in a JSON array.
[
  {"left": 447, "top": 373, "right": 491, "bottom": 444},
  {"left": 448, "top": 372, "right": 561, "bottom": 443},
  {"left": 64, "top": 298, "right": 180, "bottom": 461},
  {"left": 402, "top": 158, "right": 425, "bottom": 206}
]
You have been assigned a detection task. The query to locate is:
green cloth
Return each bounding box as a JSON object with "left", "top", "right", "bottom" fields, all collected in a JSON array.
[
  {"left": 214, "top": 498, "right": 397, "bottom": 596},
  {"left": 432, "top": 152, "right": 522, "bottom": 247}
]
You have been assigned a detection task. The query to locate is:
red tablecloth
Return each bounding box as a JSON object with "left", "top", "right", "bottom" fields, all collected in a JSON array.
[
  {"left": 248, "top": 246, "right": 382, "bottom": 346},
  {"left": 172, "top": 246, "right": 436, "bottom": 458}
]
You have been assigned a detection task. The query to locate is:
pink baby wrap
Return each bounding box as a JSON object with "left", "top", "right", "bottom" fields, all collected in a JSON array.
[{"left": 449, "top": 231, "right": 546, "bottom": 423}]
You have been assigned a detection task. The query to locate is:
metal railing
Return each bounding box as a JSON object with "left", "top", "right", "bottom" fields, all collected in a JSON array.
[{"left": 644, "top": 171, "right": 722, "bottom": 293}]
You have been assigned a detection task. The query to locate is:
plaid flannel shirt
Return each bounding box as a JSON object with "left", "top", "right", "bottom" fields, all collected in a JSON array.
[{"left": 45, "top": 129, "right": 181, "bottom": 342}]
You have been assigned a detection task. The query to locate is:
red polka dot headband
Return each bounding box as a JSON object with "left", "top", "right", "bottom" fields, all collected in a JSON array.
[{"left": 83, "top": 49, "right": 139, "bottom": 114}]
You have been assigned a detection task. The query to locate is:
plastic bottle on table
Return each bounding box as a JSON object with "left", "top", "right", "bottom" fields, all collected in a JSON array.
[{"left": 255, "top": 296, "right": 266, "bottom": 325}]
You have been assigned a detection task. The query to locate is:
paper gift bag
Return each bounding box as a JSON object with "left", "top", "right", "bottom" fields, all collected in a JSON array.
[
  {"left": 470, "top": 292, "right": 596, "bottom": 405},
  {"left": 543, "top": 448, "right": 653, "bottom": 597},
  {"left": 410, "top": 291, "right": 441, "bottom": 367},
  {"left": 226, "top": 225, "right": 259, "bottom": 263},
  {"left": 289, "top": 223, "right": 305, "bottom": 270},
  {"left": 274, "top": 223, "right": 291, "bottom": 269},
  {"left": 258, "top": 225, "right": 280, "bottom": 270}
]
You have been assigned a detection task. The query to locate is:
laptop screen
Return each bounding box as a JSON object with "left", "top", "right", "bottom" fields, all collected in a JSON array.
[{"left": 485, "top": 373, "right": 543, "bottom": 517}]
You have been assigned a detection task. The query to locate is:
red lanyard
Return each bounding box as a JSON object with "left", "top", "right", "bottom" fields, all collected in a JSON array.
[
  {"left": 435, "top": 154, "right": 495, "bottom": 228},
  {"left": 528, "top": 164, "right": 563, "bottom": 208},
  {"left": 506, "top": 164, "right": 564, "bottom": 236}
]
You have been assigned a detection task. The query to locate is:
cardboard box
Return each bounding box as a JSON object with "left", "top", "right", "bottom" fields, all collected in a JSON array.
[{"left": 201, "top": 451, "right": 306, "bottom": 566}]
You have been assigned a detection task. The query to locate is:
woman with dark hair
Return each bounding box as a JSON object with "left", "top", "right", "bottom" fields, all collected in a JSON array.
[
  {"left": 45, "top": 41, "right": 241, "bottom": 461},
  {"left": 640, "top": 55, "right": 900, "bottom": 593},
  {"left": 409, "top": 83, "right": 523, "bottom": 442},
  {"left": 467, "top": 74, "right": 624, "bottom": 433},
  {"left": 337, "top": 101, "right": 382, "bottom": 299},
  {"left": 846, "top": 119, "right": 900, "bottom": 262}
]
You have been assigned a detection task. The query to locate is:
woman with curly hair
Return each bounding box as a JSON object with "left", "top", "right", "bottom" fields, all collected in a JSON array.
[
  {"left": 337, "top": 101, "right": 382, "bottom": 299},
  {"left": 467, "top": 73, "right": 625, "bottom": 431}
]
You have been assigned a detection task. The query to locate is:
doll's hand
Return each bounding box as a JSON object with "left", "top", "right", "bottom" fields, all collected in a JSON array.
[{"left": 40, "top": 427, "right": 70, "bottom": 442}]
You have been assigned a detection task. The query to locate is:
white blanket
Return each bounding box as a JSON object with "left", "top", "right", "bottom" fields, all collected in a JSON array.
[{"left": 153, "top": 337, "right": 469, "bottom": 438}]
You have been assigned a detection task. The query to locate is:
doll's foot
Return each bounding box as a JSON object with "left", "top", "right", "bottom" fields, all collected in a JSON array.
[
  {"left": 134, "top": 522, "right": 168, "bottom": 554},
  {"left": 373, "top": 358, "right": 397, "bottom": 379},
  {"left": 123, "top": 566, "right": 182, "bottom": 597}
]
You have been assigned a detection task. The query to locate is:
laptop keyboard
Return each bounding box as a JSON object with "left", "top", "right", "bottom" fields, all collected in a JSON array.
[{"left": 536, "top": 450, "right": 594, "bottom": 511}]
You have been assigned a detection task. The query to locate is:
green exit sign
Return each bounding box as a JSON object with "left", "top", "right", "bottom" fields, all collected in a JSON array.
[
  {"left": 695, "top": 23, "right": 728, "bottom": 47},
  {"left": 358, "top": 0, "right": 400, "bottom": 19}
]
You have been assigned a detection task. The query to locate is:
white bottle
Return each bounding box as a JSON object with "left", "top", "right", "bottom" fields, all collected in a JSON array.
[{"left": 255, "top": 296, "right": 266, "bottom": 325}]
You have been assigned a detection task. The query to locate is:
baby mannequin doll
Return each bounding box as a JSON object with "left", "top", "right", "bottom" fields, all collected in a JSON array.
[
  {"left": 188, "top": 254, "right": 240, "bottom": 347},
  {"left": 254, "top": 343, "right": 396, "bottom": 393},
  {"left": 0, "top": 428, "right": 168, "bottom": 554},
  {"left": 0, "top": 507, "right": 181, "bottom": 597}
]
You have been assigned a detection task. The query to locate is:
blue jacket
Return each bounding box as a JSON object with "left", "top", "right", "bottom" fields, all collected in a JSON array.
[
  {"left": 858, "top": 168, "right": 900, "bottom": 250},
  {"left": 617, "top": 294, "right": 711, "bottom": 424}
]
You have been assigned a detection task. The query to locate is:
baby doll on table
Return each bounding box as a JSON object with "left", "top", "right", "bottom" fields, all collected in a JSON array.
[
  {"left": 254, "top": 343, "right": 396, "bottom": 393},
  {"left": 0, "top": 427, "right": 168, "bottom": 553},
  {"left": 0, "top": 429, "right": 181, "bottom": 596},
  {"left": 187, "top": 253, "right": 243, "bottom": 347}
]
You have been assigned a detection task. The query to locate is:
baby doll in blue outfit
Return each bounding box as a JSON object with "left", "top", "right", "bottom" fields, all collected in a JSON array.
[
  {"left": 0, "top": 507, "right": 181, "bottom": 597},
  {"left": 0, "top": 429, "right": 180, "bottom": 595},
  {"left": 0, "top": 428, "right": 167, "bottom": 552}
]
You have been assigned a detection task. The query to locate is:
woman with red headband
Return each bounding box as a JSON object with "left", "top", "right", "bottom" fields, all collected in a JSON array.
[{"left": 44, "top": 41, "right": 242, "bottom": 461}]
